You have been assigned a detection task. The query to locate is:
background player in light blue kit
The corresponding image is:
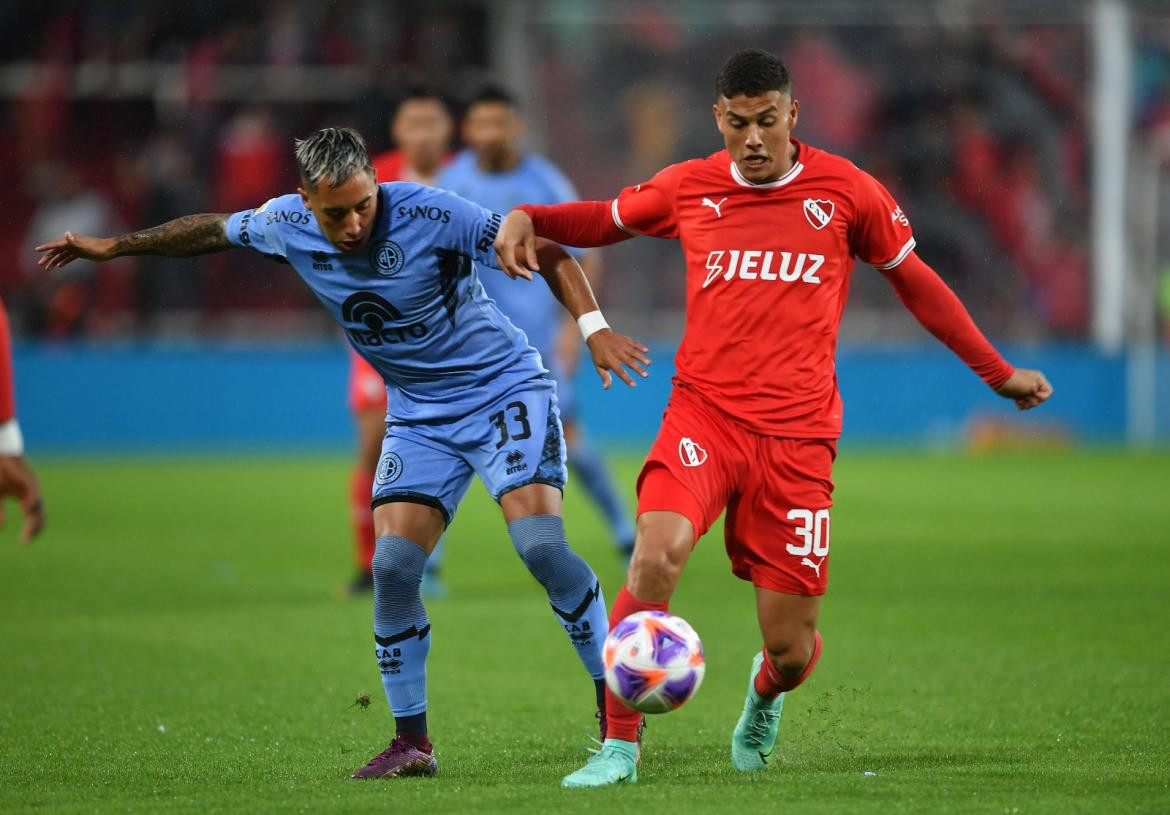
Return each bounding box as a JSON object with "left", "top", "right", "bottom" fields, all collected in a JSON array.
[
  {"left": 35, "top": 127, "right": 651, "bottom": 780},
  {"left": 440, "top": 86, "right": 637, "bottom": 559}
]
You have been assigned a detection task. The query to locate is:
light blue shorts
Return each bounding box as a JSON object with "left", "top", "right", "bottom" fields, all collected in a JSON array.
[{"left": 371, "top": 377, "right": 567, "bottom": 526}]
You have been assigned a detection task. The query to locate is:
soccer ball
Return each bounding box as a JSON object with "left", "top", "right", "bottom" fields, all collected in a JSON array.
[{"left": 603, "top": 611, "right": 705, "bottom": 714}]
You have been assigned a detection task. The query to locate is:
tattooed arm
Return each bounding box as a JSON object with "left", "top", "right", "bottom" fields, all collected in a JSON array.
[{"left": 35, "top": 213, "right": 232, "bottom": 271}]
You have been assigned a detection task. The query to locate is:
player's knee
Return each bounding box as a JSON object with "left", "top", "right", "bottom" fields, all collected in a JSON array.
[
  {"left": 371, "top": 536, "right": 427, "bottom": 593},
  {"left": 514, "top": 535, "right": 563, "bottom": 576},
  {"left": 508, "top": 515, "right": 582, "bottom": 585}
]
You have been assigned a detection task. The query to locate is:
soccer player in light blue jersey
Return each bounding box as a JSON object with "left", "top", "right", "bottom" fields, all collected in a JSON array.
[
  {"left": 36, "top": 127, "right": 651, "bottom": 780},
  {"left": 440, "top": 86, "right": 637, "bottom": 560}
]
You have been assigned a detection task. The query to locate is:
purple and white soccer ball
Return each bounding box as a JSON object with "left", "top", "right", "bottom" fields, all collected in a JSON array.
[{"left": 603, "top": 610, "right": 705, "bottom": 714}]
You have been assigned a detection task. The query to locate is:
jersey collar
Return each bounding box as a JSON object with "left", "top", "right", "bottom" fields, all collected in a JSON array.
[{"left": 728, "top": 139, "right": 805, "bottom": 189}]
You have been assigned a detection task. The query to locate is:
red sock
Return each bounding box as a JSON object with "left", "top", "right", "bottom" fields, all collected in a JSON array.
[
  {"left": 350, "top": 468, "right": 376, "bottom": 572},
  {"left": 754, "top": 631, "right": 823, "bottom": 700},
  {"left": 605, "top": 586, "right": 668, "bottom": 742}
]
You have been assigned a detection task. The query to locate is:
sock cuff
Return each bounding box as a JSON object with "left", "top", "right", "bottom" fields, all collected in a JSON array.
[
  {"left": 373, "top": 535, "right": 429, "bottom": 573},
  {"left": 614, "top": 585, "right": 669, "bottom": 615},
  {"left": 506, "top": 514, "right": 565, "bottom": 538},
  {"left": 757, "top": 630, "right": 823, "bottom": 697}
]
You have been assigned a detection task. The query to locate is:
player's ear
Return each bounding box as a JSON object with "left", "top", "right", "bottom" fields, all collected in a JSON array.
[
  {"left": 297, "top": 186, "right": 312, "bottom": 210},
  {"left": 789, "top": 98, "right": 799, "bottom": 130},
  {"left": 712, "top": 102, "right": 723, "bottom": 129}
]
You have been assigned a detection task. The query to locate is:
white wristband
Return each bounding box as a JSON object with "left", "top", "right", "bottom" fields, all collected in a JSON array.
[
  {"left": 577, "top": 310, "right": 610, "bottom": 341},
  {"left": 0, "top": 418, "right": 24, "bottom": 457}
]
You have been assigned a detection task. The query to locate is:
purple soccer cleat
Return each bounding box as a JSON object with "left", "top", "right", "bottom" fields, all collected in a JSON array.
[{"left": 351, "top": 737, "right": 437, "bottom": 779}]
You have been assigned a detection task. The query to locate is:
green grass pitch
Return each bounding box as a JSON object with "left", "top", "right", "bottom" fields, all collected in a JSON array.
[{"left": 1, "top": 449, "right": 1167, "bottom": 814}]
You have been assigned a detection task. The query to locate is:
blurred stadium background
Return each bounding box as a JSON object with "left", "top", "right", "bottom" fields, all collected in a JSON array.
[
  {"left": 4, "top": 3, "right": 1170, "bottom": 812},
  {"left": 5, "top": 0, "right": 1170, "bottom": 450}
]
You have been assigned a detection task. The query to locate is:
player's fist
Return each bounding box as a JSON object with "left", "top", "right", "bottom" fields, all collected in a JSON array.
[
  {"left": 494, "top": 210, "right": 538, "bottom": 281},
  {"left": 586, "top": 329, "right": 651, "bottom": 390},
  {"left": 995, "top": 368, "right": 1053, "bottom": 411},
  {"left": 35, "top": 232, "right": 117, "bottom": 271}
]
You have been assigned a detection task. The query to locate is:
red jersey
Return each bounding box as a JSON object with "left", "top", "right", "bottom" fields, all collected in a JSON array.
[
  {"left": 611, "top": 141, "right": 915, "bottom": 438},
  {"left": 0, "top": 295, "right": 15, "bottom": 422}
]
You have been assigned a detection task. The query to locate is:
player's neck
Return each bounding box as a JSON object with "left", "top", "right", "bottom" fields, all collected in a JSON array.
[{"left": 769, "top": 140, "right": 799, "bottom": 182}]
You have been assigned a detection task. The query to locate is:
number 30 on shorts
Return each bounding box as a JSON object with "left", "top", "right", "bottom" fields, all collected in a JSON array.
[{"left": 785, "top": 509, "right": 830, "bottom": 557}]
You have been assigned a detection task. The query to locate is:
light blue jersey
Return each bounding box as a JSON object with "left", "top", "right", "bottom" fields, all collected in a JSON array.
[
  {"left": 438, "top": 151, "right": 580, "bottom": 366},
  {"left": 225, "top": 182, "right": 567, "bottom": 522},
  {"left": 226, "top": 182, "right": 545, "bottom": 425}
]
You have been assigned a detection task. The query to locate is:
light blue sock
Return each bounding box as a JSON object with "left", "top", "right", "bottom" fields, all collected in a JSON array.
[
  {"left": 569, "top": 437, "right": 635, "bottom": 551},
  {"left": 507, "top": 514, "right": 609, "bottom": 680},
  {"left": 372, "top": 535, "right": 431, "bottom": 720}
]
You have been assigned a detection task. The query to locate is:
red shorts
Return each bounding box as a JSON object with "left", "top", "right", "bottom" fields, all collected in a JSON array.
[
  {"left": 347, "top": 350, "right": 388, "bottom": 414},
  {"left": 636, "top": 384, "right": 836, "bottom": 596}
]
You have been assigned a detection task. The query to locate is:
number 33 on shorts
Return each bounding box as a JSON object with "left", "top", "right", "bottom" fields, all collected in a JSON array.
[{"left": 786, "top": 508, "right": 830, "bottom": 578}]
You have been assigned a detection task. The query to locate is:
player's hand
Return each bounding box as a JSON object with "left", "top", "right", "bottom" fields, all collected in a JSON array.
[
  {"left": 586, "top": 329, "right": 651, "bottom": 389},
  {"left": 35, "top": 232, "right": 117, "bottom": 271},
  {"left": 0, "top": 455, "right": 45, "bottom": 545},
  {"left": 995, "top": 368, "right": 1053, "bottom": 411},
  {"left": 494, "top": 210, "right": 538, "bottom": 281}
]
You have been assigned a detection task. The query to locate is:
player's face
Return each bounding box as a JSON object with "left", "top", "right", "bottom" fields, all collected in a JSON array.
[
  {"left": 392, "top": 98, "right": 452, "bottom": 173},
  {"left": 463, "top": 102, "right": 523, "bottom": 169},
  {"left": 714, "top": 91, "right": 799, "bottom": 184},
  {"left": 299, "top": 169, "right": 379, "bottom": 253}
]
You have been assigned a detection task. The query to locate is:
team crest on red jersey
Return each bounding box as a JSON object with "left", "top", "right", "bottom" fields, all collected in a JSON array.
[{"left": 803, "top": 198, "right": 835, "bottom": 230}]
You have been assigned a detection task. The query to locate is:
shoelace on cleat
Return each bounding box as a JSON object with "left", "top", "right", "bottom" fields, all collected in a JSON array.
[
  {"left": 743, "top": 708, "right": 780, "bottom": 746},
  {"left": 363, "top": 737, "right": 415, "bottom": 766}
]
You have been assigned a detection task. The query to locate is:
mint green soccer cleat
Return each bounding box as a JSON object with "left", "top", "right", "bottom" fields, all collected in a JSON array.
[
  {"left": 730, "top": 651, "right": 785, "bottom": 772},
  {"left": 561, "top": 739, "right": 639, "bottom": 788}
]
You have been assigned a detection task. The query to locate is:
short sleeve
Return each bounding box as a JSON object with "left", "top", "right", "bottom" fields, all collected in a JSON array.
[
  {"left": 225, "top": 197, "right": 290, "bottom": 260},
  {"left": 611, "top": 162, "right": 689, "bottom": 240},
  {"left": 850, "top": 171, "right": 916, "bottom": 270},
  {"left": 442, "top": 189, "right": 505, "bottom": 269}
]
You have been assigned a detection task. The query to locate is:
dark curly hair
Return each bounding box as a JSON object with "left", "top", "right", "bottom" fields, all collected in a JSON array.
[{"left": 714, "top": 49, "right": 793, "bottom": 98}]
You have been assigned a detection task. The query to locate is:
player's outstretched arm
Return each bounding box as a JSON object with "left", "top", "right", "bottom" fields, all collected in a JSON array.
[
  {"left": 883, "top": 252, "right": 1053, "bottom": 411},
  {"left": 494, "top": 202, "right": 631, "bottom": 280},
  {"left": 525, "top": 238, "right": 651, "bottom": 390},
  {"left": 35, "top": 213, "right": 233, "bottom": 271}
]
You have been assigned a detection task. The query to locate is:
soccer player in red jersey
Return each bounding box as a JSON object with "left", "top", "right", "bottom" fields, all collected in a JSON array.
[
  {"left": 0, "top": 295, "right": 46, "bottom": 545},
  {"left": 346, "top": 90, "right": 453, "bottom": 596},
  {"left": 494, "top": 49, "right": 1053, "bottom": 787}
]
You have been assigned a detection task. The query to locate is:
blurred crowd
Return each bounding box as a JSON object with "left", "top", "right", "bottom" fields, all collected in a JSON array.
[{"left": 1, "top": 0, "right": 1167, "bottom": 343}]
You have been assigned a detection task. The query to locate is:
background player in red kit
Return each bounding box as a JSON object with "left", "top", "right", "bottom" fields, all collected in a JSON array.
[
  {"left": 346, "top": 90, "right": 453, "bottom": 596},
  {"left": 0, "top": 295, "right": 46, "bottom": 545},
  {"left": 494, "top": 49, "right": 1053, "bottom": 787}
]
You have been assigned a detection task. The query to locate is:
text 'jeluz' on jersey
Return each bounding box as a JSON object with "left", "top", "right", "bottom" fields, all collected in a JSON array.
[{"left": 702, "top": 250, "right": 825, "bottom": 289}]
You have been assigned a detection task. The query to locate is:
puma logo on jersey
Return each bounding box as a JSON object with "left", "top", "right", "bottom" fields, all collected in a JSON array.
[
  {"left": 800, "top": 556, "right": 825, "bottom": 577},
  {"left": 702, "top": 250, "right": 825, "bottom": 288},
  {"left": 678, "top": 437, "right": 707, "bottom": 467},
  {"left": 803, "top": 198, "right": 835, "bottom": 230},
  {"left": 701, "top": 197, "right": 728, "bottom": 218}
]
